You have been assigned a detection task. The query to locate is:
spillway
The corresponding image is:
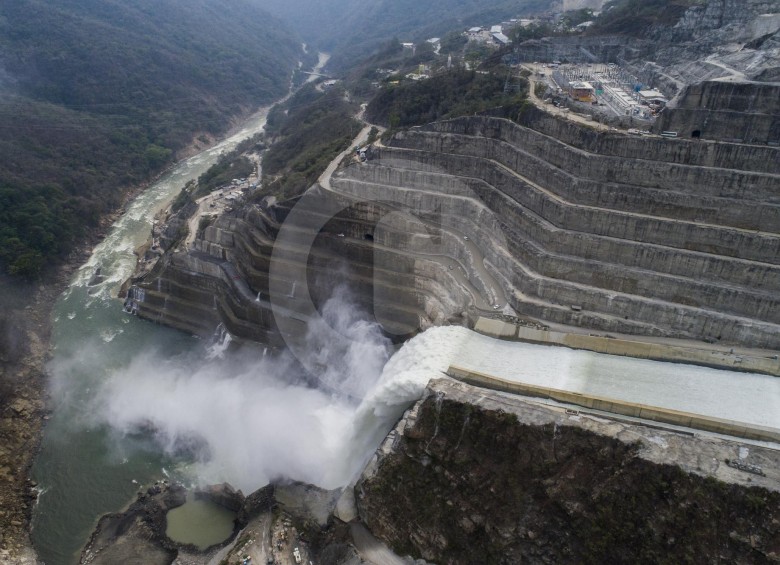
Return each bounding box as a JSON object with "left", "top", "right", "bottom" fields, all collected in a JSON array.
[{"left": 449, "top": 330, "right": 780, "bottom": 433}]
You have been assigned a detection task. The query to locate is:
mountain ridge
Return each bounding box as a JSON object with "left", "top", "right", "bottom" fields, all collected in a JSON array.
[{"left": 0, "top": 0, "right": 301, "bottom": 277}]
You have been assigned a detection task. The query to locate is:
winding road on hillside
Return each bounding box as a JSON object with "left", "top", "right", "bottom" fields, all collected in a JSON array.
[{"left": 319, "top": 117, "right": 509, "bottom": 316}]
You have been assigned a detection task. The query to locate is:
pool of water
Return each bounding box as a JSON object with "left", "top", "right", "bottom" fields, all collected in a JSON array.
[{"left": 165, "top": 493, "right": 236, "bottom": 550}]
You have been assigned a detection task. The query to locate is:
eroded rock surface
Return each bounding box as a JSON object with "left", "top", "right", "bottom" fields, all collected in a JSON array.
[{"left": 356, "top": 378, "right": 780, "bottom": 564}]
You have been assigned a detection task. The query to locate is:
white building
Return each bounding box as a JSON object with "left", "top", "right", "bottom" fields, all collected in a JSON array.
[{"left": 492, "top": 32, "right": 511, "bottom": 45}]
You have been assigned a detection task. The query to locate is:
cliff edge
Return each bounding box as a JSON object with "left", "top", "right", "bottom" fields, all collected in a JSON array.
[{"left": 355, "top": 378, "right": 780, "bottom": 564}]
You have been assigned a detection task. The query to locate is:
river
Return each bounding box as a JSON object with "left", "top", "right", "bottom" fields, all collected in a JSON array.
[
  {"left": 29, "top": 49, "right": 779, "bottom": 565},
  {"left": 30, "top": 54, "right": 331, "bottom": 565}
]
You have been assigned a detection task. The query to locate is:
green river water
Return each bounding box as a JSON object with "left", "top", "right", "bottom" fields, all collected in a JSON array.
[
  {"left": 30, "top": 101, "right": 281, "bottom": 565},
  {"left": 165, "top": 494, "right": 236, "bottom": 551}
]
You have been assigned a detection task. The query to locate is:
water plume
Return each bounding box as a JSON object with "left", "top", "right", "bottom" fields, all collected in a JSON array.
[{"left": 86, "top": 286, "right": 460, "bottom": 492}]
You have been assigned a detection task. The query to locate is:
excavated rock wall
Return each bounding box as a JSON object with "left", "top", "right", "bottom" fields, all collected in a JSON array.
[
  {"left": 128, "top": 114, "right": 779, "bottom": 349},
  {"left": 337, "top": 115, "right": 780, "bottom": 347},
  {"left": 512, "top": 106, "right": 780, "bottom": 174},
  {"left": 656, "top": 81, "right": 780, "bottom": 143},
  {"left": 126, "top": 190, "right": 468, "bottom": 344},
  {"left": 662, "top": 0, "right": 780, "bottom": 44},
  {"left": 355, "top": 379, "right": 780, "bottom": 564}
]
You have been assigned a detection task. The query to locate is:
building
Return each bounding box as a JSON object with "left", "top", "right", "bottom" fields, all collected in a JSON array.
[
  {"left": 492, "top": 32, "right": 511, "bottom": 45},
  {"left": 466, "top": 27, "right": 493, "bottom": 43},
  {"left": 569, "top": 81, "right": 595, "bottom": 102},
  {"left": 637, "top": 89, "right": 668, "bottom": 106}
]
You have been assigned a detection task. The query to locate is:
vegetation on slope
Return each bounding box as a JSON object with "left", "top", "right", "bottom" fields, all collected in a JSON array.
[
  {"left": 366, "top": 69, "right": 528, "bottom": 129},
  {"left": 261, "top": 84, "right": 361, "bottom": 199},
  {"left": 0, "top": 0, "right": 300, "bottom": 277},
  {"left": 587, "top": 0, "right": 700, "bottom": 36}
]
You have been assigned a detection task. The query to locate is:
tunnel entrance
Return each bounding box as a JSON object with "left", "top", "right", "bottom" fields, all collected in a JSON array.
[{"left": 691, "top": 130, "right": 701, "bottom": 139}]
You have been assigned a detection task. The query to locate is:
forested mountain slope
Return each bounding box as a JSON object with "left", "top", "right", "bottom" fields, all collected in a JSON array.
[
  {"left": 0, "top": 0, "right": 300, "bottom": 277},
  {"left": 259, "top": 0, "right": 554, "bottom": 68}
]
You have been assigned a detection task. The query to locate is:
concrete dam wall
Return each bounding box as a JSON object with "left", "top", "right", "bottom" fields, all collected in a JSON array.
[{"left": 127, "top": 115, "right": 780, "bottom": 350}]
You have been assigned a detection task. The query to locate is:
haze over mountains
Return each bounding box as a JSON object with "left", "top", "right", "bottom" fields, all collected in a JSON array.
[
  {"left": 0, "top": 0, "right": 562, "bottom": 278},
  {"left": 259, "top": 0, "right": 553, "bottom": 67}
]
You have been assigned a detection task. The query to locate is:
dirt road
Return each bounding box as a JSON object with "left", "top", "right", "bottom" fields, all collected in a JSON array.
[{"left": 522, "top": 64, "right": 612, "bottom": 132}]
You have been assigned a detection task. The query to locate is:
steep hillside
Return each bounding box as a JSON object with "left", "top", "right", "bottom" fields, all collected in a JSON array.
[
  {"left": 366, "top": 69, "right": 529, "bottom": 128},
  {"left": 259, "top": 0, "right": 554, "bottom": 68},
  {"left": 0, "top": 0, "right": 301, "bottom": 277},
  {"left": 587, "top": 0, "right": 701, "bottom": 36}
]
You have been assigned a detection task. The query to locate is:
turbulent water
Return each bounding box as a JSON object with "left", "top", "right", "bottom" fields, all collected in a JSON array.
[
  {"left": 27, "top": 48, "right": 457, "bottom": 565},
  {"left": 30, "top": 89, "right": 306, "bottom": 565},
  {"left": 30, "top": 49, "right": 780, "bottom": 565}
]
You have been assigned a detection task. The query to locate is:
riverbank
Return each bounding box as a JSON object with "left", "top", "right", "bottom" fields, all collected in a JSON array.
[
  {"left": 0, "top": 93, "right": 306, "bottom": 564},
  {"left": 0, "top": 162, "right": 183, "bottom": 562},
  {"left": 0, "top": 173, "right": 154, "bottom": 560},
  {"left": 24, "top": 54, "right": 331, "bottom": 565}
]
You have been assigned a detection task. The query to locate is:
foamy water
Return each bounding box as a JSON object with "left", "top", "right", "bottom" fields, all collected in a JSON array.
[{"left": 30, "top": 60, "right": 327, "bottom": 563}]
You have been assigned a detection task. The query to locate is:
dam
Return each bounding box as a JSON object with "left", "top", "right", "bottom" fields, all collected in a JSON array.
[
  {"left": 120, "top": 102, "right": 780, "bottom": 446},
  {"left": 35, "top": 103, "right": 780, "bottom": 561}
]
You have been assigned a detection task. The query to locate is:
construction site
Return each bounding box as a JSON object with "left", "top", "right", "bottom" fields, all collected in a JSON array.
[{"left": 528, "top": 62, "right": 668, "bottom": 124}]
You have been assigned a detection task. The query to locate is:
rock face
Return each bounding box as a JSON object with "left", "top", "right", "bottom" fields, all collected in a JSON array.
[
  {"left": 126, "top": 112, "right": 780, "bottom": 349},
  {"left": 125, "top": 184, "right": 469, "bottom": 346},
  {"left": 80, "top": 482, "right": 185, "bottom": 565},
  {"left": 355, "top": 379, "right": 780, "bottom": 564},
  {"left": 353, "top": 114, "right": 780, "bottom": 347},
  {"left": 79, "top": 482, "right": 275, "bottom": 565},
  {"left": 655, "top": 80, "right": 780, "bottom": 143},
  {"left": 512, "top": 0, "right": 780, "bottom": 132}
]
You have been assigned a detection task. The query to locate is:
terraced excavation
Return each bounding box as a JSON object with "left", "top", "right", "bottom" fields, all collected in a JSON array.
[{"left": 125, "top": 111, "right": 780, "bottom": 351}]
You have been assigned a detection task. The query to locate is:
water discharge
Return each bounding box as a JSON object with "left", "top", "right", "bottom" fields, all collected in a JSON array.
[
  {"left": 31, "top": 58, "right": 332, "bottom": 564},
  {"left": 30, "top": 47, "right": 780, "bottom": 565}
]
